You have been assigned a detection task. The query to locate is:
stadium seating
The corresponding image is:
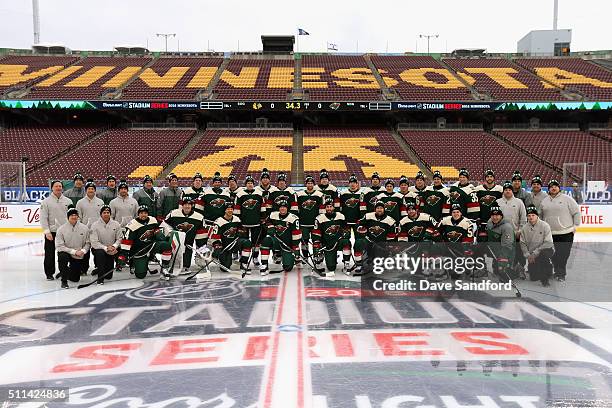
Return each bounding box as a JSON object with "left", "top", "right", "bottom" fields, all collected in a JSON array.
[
  {"left": 121, "top": 57, "right": 223, "bottom": 99},
  {"left": 443, "top": 58, "right": 565, "bottom": 100},
  {"left": 170, "top": 129, "right": 294, "bottom": 182},
  {"left": 515, "top": 58, "right": 612, "bottom": 100},
  {"left": 302, "top": 127, "right": 421, "bottom": 185},
  {"left": 0, "top": 55, "right": 79, "bottom": 94},
  {"left": 213, "top": 59, "right": 294, "bottom": 100},
  {"left": 27, "top": 129, "right": 195, "bottom": 186},
  {"left": 27, "top": 56, "right": 152, "bottom": 99},
  {"left": 496, "top": 130, "right": 612, "bottom": 182},
  {"left": 399, "top": 130, "right": 560, "bottom": 182},
  {"left": 301, "top": 55, "right": 382, "bottom": 100},
  {"left": 591, "top": 129, "right": 612, "bottom": 141},
  {"left": 0, "top": 125, "right": 100, "bottom": 175},
  {"left": 370, "top": 56, "right": 474, "bottom": 101}
]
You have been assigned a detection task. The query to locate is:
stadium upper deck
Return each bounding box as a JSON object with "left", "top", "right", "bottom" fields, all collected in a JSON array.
[{"left": 1, "top": 52, "right": 611, "bottom": 101}]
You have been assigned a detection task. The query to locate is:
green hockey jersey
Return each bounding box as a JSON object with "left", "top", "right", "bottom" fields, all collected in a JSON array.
[
  {"left": 449, "top": 183, "right": 480, "bottom": 220},
  {"left": 164, "top": 208, "right": 206, "bottom": 247},
  {"left": 439, "top": 216, "right": 474, "bottom": 243},
  {"left": 181, "top": 186, "right": 205, "bottom": 215},
  {"left": 269, "top": 187, "right": 298, "bottom": 213},
  {"left": 315, "top": 184, "right": 340, "bottom": 208},
  {"left": 210, "top": 215, "right": 245, "bottom": 249},
  {"left": 235, "top": 188, "right": 266, "bottom": 227},
  {"left": 201, "top": 187, "right": 231, "bottom": 222},
  {"left": 266, "top": 211, "right": 301, "bottom": 250},
  {"left": 362, "top": 185, "right": 384, "bottom": 212},
  {"left": 357, "top": 212, "right": 397, "bottom": 242},
  {"left": 120, "top": 216, "right": 164, "bottom": 256},
  {"left": 419, "top": 185, "right": 450, "bottom": 221},
  {"left": 296, "top": 189, "right": 325, "bottom": 227},
  {"left": 313, "top": 212, "right": 349, "bottom": 247},
  {"left": 375, "top": 191, "right": 407, "bottom": 224},
  {"left": 339, "top": 188, "right": 365, "bottom": 224},
  {"left": 473, "top": 184, "right": 503, "bottom": 221},
  {"left": 255, "top": 185, "right": 279, "bottom": 218},
  {"left": 398, "top": 212, "right": 439, "bottom": 242}
]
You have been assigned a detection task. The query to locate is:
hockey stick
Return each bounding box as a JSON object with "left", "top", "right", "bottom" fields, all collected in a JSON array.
[
  {"left": 184, "top": 238, "right": 240, "bottom": 280},
  {"left": 484, "top": 245, "right": 523, "bottom": 298},
  {"left": 77, "top": 242, "right": 155, "bottom": 289}
]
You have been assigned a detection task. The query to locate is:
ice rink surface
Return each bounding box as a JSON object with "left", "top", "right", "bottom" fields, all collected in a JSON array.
[{"left": 0, "top": 232, "right": 610, "bottom": 407}]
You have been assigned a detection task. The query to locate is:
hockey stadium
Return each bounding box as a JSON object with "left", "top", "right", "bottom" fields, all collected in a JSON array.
[{"left": 0, "top": 1, "right": 611, "bottom": 407}]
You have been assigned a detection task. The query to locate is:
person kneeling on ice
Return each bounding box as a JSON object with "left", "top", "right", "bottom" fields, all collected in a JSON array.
[
  {"left": 260, "top": 200, "right": 301, "bottom": 275},
  {"left": 90, "top": 205, "right": 122, "bottom": 285},
  {"left": 486, "top": 204, "right": 516, "bottom": 283},
  {"left": 520, "top": 205, "right": 554, "bottom": 287},
  {"left": 312, "top": 198, "right": 353, "bottom": 278},
  {"left": 163, "top": 198, "right": 207, "bottom": 273},
  {"left": 118, "top": 205, "right": 174, "bottom": 281},
  {"left": 354, "top": 200, "right": 397, "bottom": 275},
  {"left": 209, "top": 202, "right": 252, "bottom": 274},
  {"left": 438, "top": 203, "right": 476, "bottom": 280},
  {"left": 56, "top": 208, "right": 91, "bottom": 289}
]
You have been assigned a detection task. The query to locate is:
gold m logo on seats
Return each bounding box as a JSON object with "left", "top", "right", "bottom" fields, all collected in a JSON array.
[
  {"left": 303, "top": 137, "right": 420, "bottom": 177},
  {"left": 171, "top": 137, "right": 293, "bottom": 178}
]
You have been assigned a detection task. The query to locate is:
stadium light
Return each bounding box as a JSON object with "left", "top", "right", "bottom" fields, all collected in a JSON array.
[
  {"left": 156, "top": 33, "right": 176, "bottom": 53},
  {"left": 419, "top": 34, "right": 439, "bottom": 55}
]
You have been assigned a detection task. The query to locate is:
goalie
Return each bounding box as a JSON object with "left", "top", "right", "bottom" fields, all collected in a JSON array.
[
  {"left": 162, "top": 198, "right": 207, "bottom": 272},
  {"left": 118, "top": 205, "right": 174, "bottom": 280},
  {"left": 312, "top": 198, "right": 353, "bottom": 278}
]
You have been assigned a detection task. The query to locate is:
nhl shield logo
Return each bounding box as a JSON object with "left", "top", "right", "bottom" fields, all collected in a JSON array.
[
  {"left": 426, "top": 195, "right": 441, "bottom": 206},
  {"left": 126, "top": 279, "right": 244, "bottom": 303},
  {"left": 242, "top": 198, "right": 259, "bottom": 210},
  {"left": 345, "top": 197, "right": 360, "bottom": 208},
  {"left": 480, "top": 195, "right": 497, "bottom": 206},
  {"left": 210, "top": 198, "right": 226, "bottom": 208},
  {"left": 368, "top": 225, "right": 385, "bottom": 237}
]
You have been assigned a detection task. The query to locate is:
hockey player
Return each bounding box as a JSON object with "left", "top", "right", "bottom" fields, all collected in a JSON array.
[
  {"left": 409, "top": 171, "right": 428, "bottom": 196},
  {"left": 398, "top": 197, "right": 439, "bottom": 242},
  {"left": 209, "top": 202, "right": 251, "bottom": 273},
  {"left": 64, "top": 173, "right": 86, "bottom": 207},
  {"left": 225, "top": 174, "right": 241, "bottom": 202},
  {"left": 315, "top": 169, "right": 340, "bottom": 209},
  {"left": 234, "top": 175, "right": 266, "bottom": 266},
  {"left": 376, "top": 178, "right": 407, "bottom": 224},
  {"left": 473, "top": 169, "right": 503, "bottom": 242},
  {"left": 511, "top": 171, "right": 529, "bottom": 205},
  {"left": 296, "top": 176, "right": 325, "bottom": 262},
  {"left": 260, "top": 200, "right": 301, "bottom": 275},
  {"left": 339, "top": 174, "right": 365, "bottom": 235},
  {"left": 269, "top": 172, "right": 298, "bottom": 213},
  {"left": 362, "top": 172, "right": 384, "bottom": 213},
  {"left": 110, "top": 180, "right": 138, "bottom": 227},
  {"left": 255, "top": 168, "right": 279, "bottom": 218},
  {"left": 163, "top": 198, "right": 207, "bottom": 272},
  {"left": 449, "top": 168, "right": 480, "bottom": 220},
  {"left": 180, "top": 173, "right": 205, "bottom": 216},
  {"left": 202, "top": 172, "right": 231, "bottom": 222},
  {"left": 397, "top": 175, "right": 418, "bottom": 202},
  {"left": 118, "top": 205, "right": 174, "bottom": 280},
  {"left": 97, "top": 175, "right": 118, "bottom": 205},
  {"left": 76, "top": 179, "right": 104, "bottom": 227},
  {"left": 55, "top": 208, "right": 90, "bottom": 289},
  {"left": 354, "top": 200, "right": 397, "bottom": 274},
  {"left": 438, "top": 204, "right": 475, "bottom": 279},
  {"left": 133, "top": 175, "right": 159, "bottom": 219},
  {"left": 40, "top": 180, "right": 73, "bottom": 280},
  {"left": 312, "top": 198, "right": 352, "bottom": 277},
  {"left": 157, "top": 173, "right": 181, "bottom": 219},
  {"left": 486, "top": 204, "right": 516, "bottom": 282},
  {"left": 419, "top": 170, "right": 450, "bottom": 221},
  {"left": 90, "top": 205, "right": 122, "bottom": 284}
]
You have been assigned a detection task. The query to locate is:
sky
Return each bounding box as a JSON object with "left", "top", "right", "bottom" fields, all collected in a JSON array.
[{"left": 0, "top": 0, "right": 610, "bottom": 54}]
